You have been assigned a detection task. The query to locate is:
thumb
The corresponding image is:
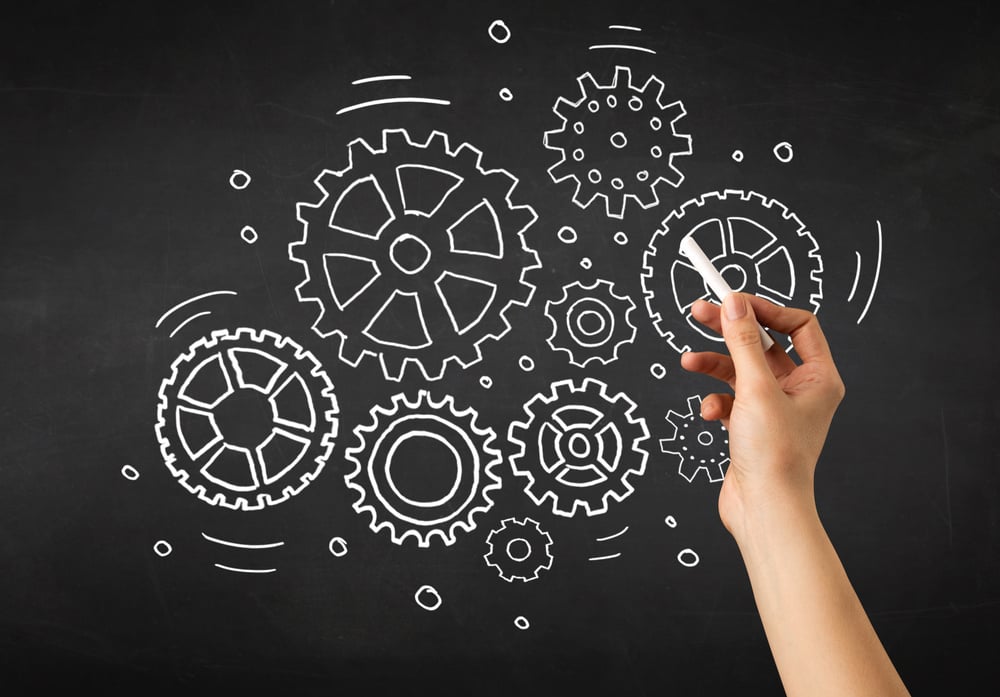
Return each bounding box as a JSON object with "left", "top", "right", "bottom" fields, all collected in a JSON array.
[{"left": 720, "top": 293, "right": 775, "bottom": 390}]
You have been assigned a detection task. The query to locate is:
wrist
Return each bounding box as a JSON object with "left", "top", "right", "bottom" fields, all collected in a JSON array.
[{"left": 723, "top": 480, "right": 820, "bottom": 549}]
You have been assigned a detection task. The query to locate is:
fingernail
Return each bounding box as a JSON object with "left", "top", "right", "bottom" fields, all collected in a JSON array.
[{"left": 724, "top": 293, "right": 746, "bottom": 320}]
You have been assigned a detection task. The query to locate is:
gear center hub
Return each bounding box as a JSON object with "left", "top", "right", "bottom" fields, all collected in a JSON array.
[
  {"left": 213, "top": 388, "right": 274, "bottom": 450},
  {"left": 566, "top": 431, "right": 592, "bottom": 459},
  {"left": 389, "top": 232, "right": 432, "bottom": 275},
  {"left": 385, "top": 432, "right": 462, "bottom": 507},
  {"left": 719, "top": 262, "right": 749, "bottom": 292}
]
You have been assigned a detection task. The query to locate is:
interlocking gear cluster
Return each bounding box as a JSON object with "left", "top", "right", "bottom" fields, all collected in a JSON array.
[
  {"left": 660, "top": 395, "right": 730, "bottom": 483},
  {"left": 544, "top": 65, "right": 692, "bottom": 219},
  {"left": 290, "top": 129, "right": 541, "bottom": 382},
  {"left": 484, "top": 517, "right": 554, "bottom": 583},
  {"left": 642, "top": 189, "right": 823, "bottom": 353},
  {"left": 545, "top": 279, "right": 637, "bottom": 367},
  {"left": 344, "top": 390, "right": 502, "bottom": 547},
  {"left": 155, "top": 328, "right": 339, "bottom": 510},
  {"left": 509, "top": 378, "right": 650, "bottom": 517}
]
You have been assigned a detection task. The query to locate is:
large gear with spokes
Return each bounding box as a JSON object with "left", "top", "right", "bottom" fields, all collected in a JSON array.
[
  {"left": 155, "top": 328, "right": 339, "bottom": 510},
  {"left": 544, "top": 65, "right": 692, "bottom": 219},
  {"left": 508, "top": 378, "right": 649, "bottom": 518},
  {"left": 290, "top": 129, "right": 541, "bottom": 382},
  {"left": 344, "top": 390, "right": 502, "bottom": 547},
  {"left": 641, "top": 189, "right": 823, "bottom": 353}
]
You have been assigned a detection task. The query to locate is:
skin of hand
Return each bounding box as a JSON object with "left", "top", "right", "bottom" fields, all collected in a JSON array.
[{"left": 679, "top": 293, "right": 910, "bottom": 697}]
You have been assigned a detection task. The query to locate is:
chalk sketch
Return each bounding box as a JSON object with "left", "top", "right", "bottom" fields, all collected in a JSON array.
[
  {"left": 642, "top": 189, "right": 823, "bottom": 353},
  {"left": 153, "top": 540, "right": 172, "bottom": 557},
  {"left": 328, "top": 537, "right": 348, "bottom": 557},
  {"left": 545, "top": 65, "right": 692, "bottom": 219},
  {"left": 664, "top": 515, "right": 678, "bottom": 528},
  {"left": 545, "top": 279, "right": 637, "bottom": 368},
  {"left": 415, "top": 585, "right": 443, "bottom": 611},
  {"left": 650, "top": 363, "right": 666, "bottom": 379},
  {"left": 677, "top": 548, "right": 700, "bottom": 567},
  {"left": 518, "top": 355, "right": 535, "bottom": 372},
  {"left": 120, "top": 464, "right": 140, "bottom": 481},
  {"left": 484, "top": 517, "right": 554, "bottom": 582},
  {"left": 240, "top": 226, "right": 258, "bottom": 245},
  {"left": 514, "top": 616, "right": 530, "bottom": 630},
  {"left": 852, "top": 220, "right": 883, "bottom": 324},
  {"left": 588, "top": 525, "right": 628, "bottom": 562},
  {"left": 344, "top": 390, "right": 502, "bottom": 547},
  {"left": 155, "top": 328, "right": 339, "bottom": 510},
  {"left": 732, "top": 150, "right": 744, "bottom": 162},
  {"left": 155, "top": 290, "right": 238, "bottom": 337},
  {"left": 509, "top": 378, "right": 649, "bottom": 518},
  {"left": 290, "top": 128, "right": 541, "bottom": 382},
  {"left": 229, "top": 169, "right": 251, "bottom": 190},
  {"left": 591, "top": 26, "right": 655, "bottom": 54},
  {"left": 773, "top": 141, "right": 794, "bottom": 163},
  {"left": 660, "top": 395, "right": 730, "bottom": 483},
  {"left": 203, "top": 531, "right": 283, "bottom": 574}
]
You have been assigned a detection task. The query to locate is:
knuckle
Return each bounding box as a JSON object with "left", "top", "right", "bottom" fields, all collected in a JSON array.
[{"left": 728, "top": 327, "right": 762, "bottom": 349}]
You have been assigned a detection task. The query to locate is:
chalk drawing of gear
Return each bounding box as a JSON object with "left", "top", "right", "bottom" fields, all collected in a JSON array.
[
  {"left": 509, "top": 378, "right": 649, "bottom": 518},
  {"left": 344, "top": 390, "right": 502, "bottom": 547},
  {"left": 155, "top": 328, "right": 339, "bottom": 510},
  {"left": 544, "top": 65, "right": 692, "bottom": 219},
  {"left": 660, "top": 395, "right": 730, "bottom": 483},
  {"left": 641, "top": 189, "right": 823, "bottom": 353},
  {"left": 545, "top": 279, "right": 637, "bottom": 367},
  {"left": 290, "top": 129, "right": 541, "bottom": 382},
  {"left": 484, "top": 517, "right": 554, "bottom": 583}
]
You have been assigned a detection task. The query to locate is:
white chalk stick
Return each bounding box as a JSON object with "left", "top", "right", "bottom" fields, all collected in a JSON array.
[{"left": 678, "top": 235, "right": 775, "bottom": 350}]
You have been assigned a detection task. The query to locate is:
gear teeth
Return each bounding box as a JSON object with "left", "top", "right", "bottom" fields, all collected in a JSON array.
[
  {"left": 576, "top": 71, "right": 600, "bottom": 97},
  {"left": 612, "top": 65, "right": 631, "bottom": 89}
]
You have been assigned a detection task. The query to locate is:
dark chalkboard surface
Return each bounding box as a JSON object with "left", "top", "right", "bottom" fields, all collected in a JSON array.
[{"left": 2, "top": 1, "right": 998, "bottom": 694}]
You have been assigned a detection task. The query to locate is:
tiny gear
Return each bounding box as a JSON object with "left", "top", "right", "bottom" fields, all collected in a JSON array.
[
  {"left": 641, "top": 189, "right": 823, "bottom": 354},
  {"left": 155, "top": 328, "right": 339, "bottom": 510},
  {"left": 289, "top": 129, "right": 541, "bottom": 382},
  {"left": 545, "top": 279, "right": 637, "bottom": 368},
  {"left": 509, "top": 378, "right": 649, "bottom": 518},
  {"left": 660, "top": 395, "right": 729, "bottom": 483},
  {"left": 544, "top": 65, "right": 692, "bottom": 219},
  {"left": 483, "top": 517, "right": 554, "bottom": 583},
  {"left": 344, "top": 390, "right": 502, "bottom": 547}
]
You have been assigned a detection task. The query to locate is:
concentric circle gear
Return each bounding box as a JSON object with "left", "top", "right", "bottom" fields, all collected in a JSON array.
[
  {"left": 289, "top": 129, "right": 541, "bottom": 382},
  {"left": 509, "top": 378, "right": 649, "bottom": 518},
  {"left": 641, "top": 189, "right": 823, "bottom": 353},
  {"left": 155, "top": 328, "right": 339, "bottom": 510},
  {"left": 545, "top": 279, "right": 637, "bottom": 367},
  {"left": 484, "top": 517, "right": 554, "bottom": 583},
  {"left": 544, "top": 65, "right": 692, "bottom": 219},
  {"left": 344, "top": 390, "right": 502, "bottom": 547},
  {"left": 659, "top": 395, "right": 729, "bottom": 483}
]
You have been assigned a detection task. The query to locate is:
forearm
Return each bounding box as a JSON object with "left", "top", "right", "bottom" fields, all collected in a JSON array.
[{"left": 734, "top": 495, "right": 910, "bottom": 697}]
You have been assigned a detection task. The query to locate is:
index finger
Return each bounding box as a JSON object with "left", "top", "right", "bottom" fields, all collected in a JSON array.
[{"left": 746, "top": 296, "right": 834, "bottom": 364}]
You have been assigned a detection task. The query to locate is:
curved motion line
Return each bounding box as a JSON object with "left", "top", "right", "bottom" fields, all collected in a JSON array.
[
  {"left": 213, "top": 563, "right": 277, "bottom": 574},
  {"left": 201, "top": 532, "right": 285, "bottom": 549},
  {"left": 168, "top": 311, "right": 212, "bottom": 338},
  {"left": 595, "top": 525, "right": 629, "bottom": 542},
  {"left": 608, "top": 24, "right": 642, "bottom": 31},
  {"left": 588, "top": 552, "right": 622, "bottom": 561},
  {"left": 156, "top": 290, "right": 238, "bottom": 328},
  {"left": 848, "top": 251, "right": 862, "bottom": 302},
  {"left": 351, "top": 75, "right": 412, "bottom": 85},
  {"left": 588, "top": 44, "right": 655, "bottom": 54},
  {"left": 336, "top": 98, "right": 451, "bottom": 115},
  {"left": 856, "top": 220, "right": 883, "bottom": 324}
]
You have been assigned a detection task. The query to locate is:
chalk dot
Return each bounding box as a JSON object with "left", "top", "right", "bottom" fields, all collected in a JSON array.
[
  {"left": 557, "top": 226, "right": 578, "bottom": 244},
  {"left": 650, "top": 363, "right": 666, "bottom": 379},
  {"left": 773, "top": 141, "right": 794, "bottom": 163},
  {"left": 573, "top": 121, "right": 585, "bottom": 135},
  {"left": 613, "top": 231, "right": 628, "bottom": 245},
  {"left": 677, "top": 548, "right": 700, "bottom": 567},
  {"left": 580, "top": 257, "right": 593, "bottom": 270},
  {"left": 664, "top": 515, "right": 678, "bottom": 528},
  {"left": 328, "top": 536, "right": 348, "bottom": 557},
  {"left": 479, "top": 375, "right": 493, "bottom": 389},
  {"left": 499, "top": 87, "right": 513, "bottom": 102},
  {"left": 488, "top": 19, "right": 511, "bottom": 44},
  {"left": 572, "top": 148, "right": 585, "bottom": 162},
  {"left": 732, "top": 149, "right": 744, "bottom": 162},
  {"left": 514, "top": 616, "right": 530, "bottom": 630},
  {"left": 587, "top": 100, "right": 600, "bottom": 113},
  {"left": 606, "top": 94, "right": 618, "bottom": 108},
  {"left": 610, "top": 131, "right": 628, "bottom": 149},
  {"left": 650, "top": 145, "right": 663, "bottom": 158},
  {"left": 636, "top": 170, "right": 649, "bottom": 182},
  {"left": 611, "top": 177, "right": 624, "bottom": 190},
  {"left": 587, "top": 169, "right": 601, "bottom": 184},
  {"left": 628, "top": 96, "right": 643, "bottom": 111},
  {"left": 240, "top": 226, "right": 258, "bottom": 244},
  {"left": 153, "top": 540, "right": 173, "bottom": 558},
  {"left": 415, "top": 584, "right": 443, "bottom": 611},
  {"left": 121, "top": 464, "right": 140, "bottom": 481},
  {"left": 649, "top": 116, "right": 662, "bottom": 131},
  {"left": 518, "top": 355, "right": 535, "bottom": 372},
  {"left": 229, "top": 169, "right": 251, "bottom": 190}
]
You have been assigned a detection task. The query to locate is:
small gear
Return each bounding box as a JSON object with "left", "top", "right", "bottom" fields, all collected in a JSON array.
[
  {"left": 544, "top": 65, "right": 692, "bottom": 219},
  {"left": 641, "top": 189, "right": 823, "bottom": 354},
  {"left": 545, "top": 279, "right": 637, "bottom": 367},
  {"left": 155, "top": 328, "right": 339, "bottom": 510},
  {"left": 344, "top": 390, "right": 502, "bottom": 547},
  {"left": 484, "top": 517, "right": 554, "bottom": 583},
  {"left": 660, "top": 395, "right": 729, "bottom": 483},
  {"left": 509, "top": 378, "right": 649, "bottom": 517},
  {"left": 289, "top": 129, "right": 541, "bottom": 382}
]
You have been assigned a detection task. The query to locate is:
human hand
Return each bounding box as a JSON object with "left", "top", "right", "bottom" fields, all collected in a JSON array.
[{"left": 679, "top": 293, "right": 845, "bottom": 539}]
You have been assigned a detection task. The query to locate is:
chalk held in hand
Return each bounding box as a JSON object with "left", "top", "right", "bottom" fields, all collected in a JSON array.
[{"left": 678, "top": 235, "right": 775, "bottom": 351}]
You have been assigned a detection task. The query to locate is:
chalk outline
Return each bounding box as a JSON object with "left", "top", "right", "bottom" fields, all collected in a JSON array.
[
  {"left": 660, "top": 395, "right": 730, "bottom": 483},
  {"left": 856, "top": 220, "right": 883, "bottom": 324},
  {"left": 201, "top": 532, "right": 284, "bottom": 549},
  {"left": 545, "top": 279, "right": 637, "bottom": 368},
  {"left": 484, "top": 517, "right": 554, "bottom": 582},
  {"left": 155, "top": 290, "right": 237, "bottom": 329}
]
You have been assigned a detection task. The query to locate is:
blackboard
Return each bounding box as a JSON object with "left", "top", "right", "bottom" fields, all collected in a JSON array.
[{"left": 2, "top": 1, "right": 998, "bottom": 693}]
